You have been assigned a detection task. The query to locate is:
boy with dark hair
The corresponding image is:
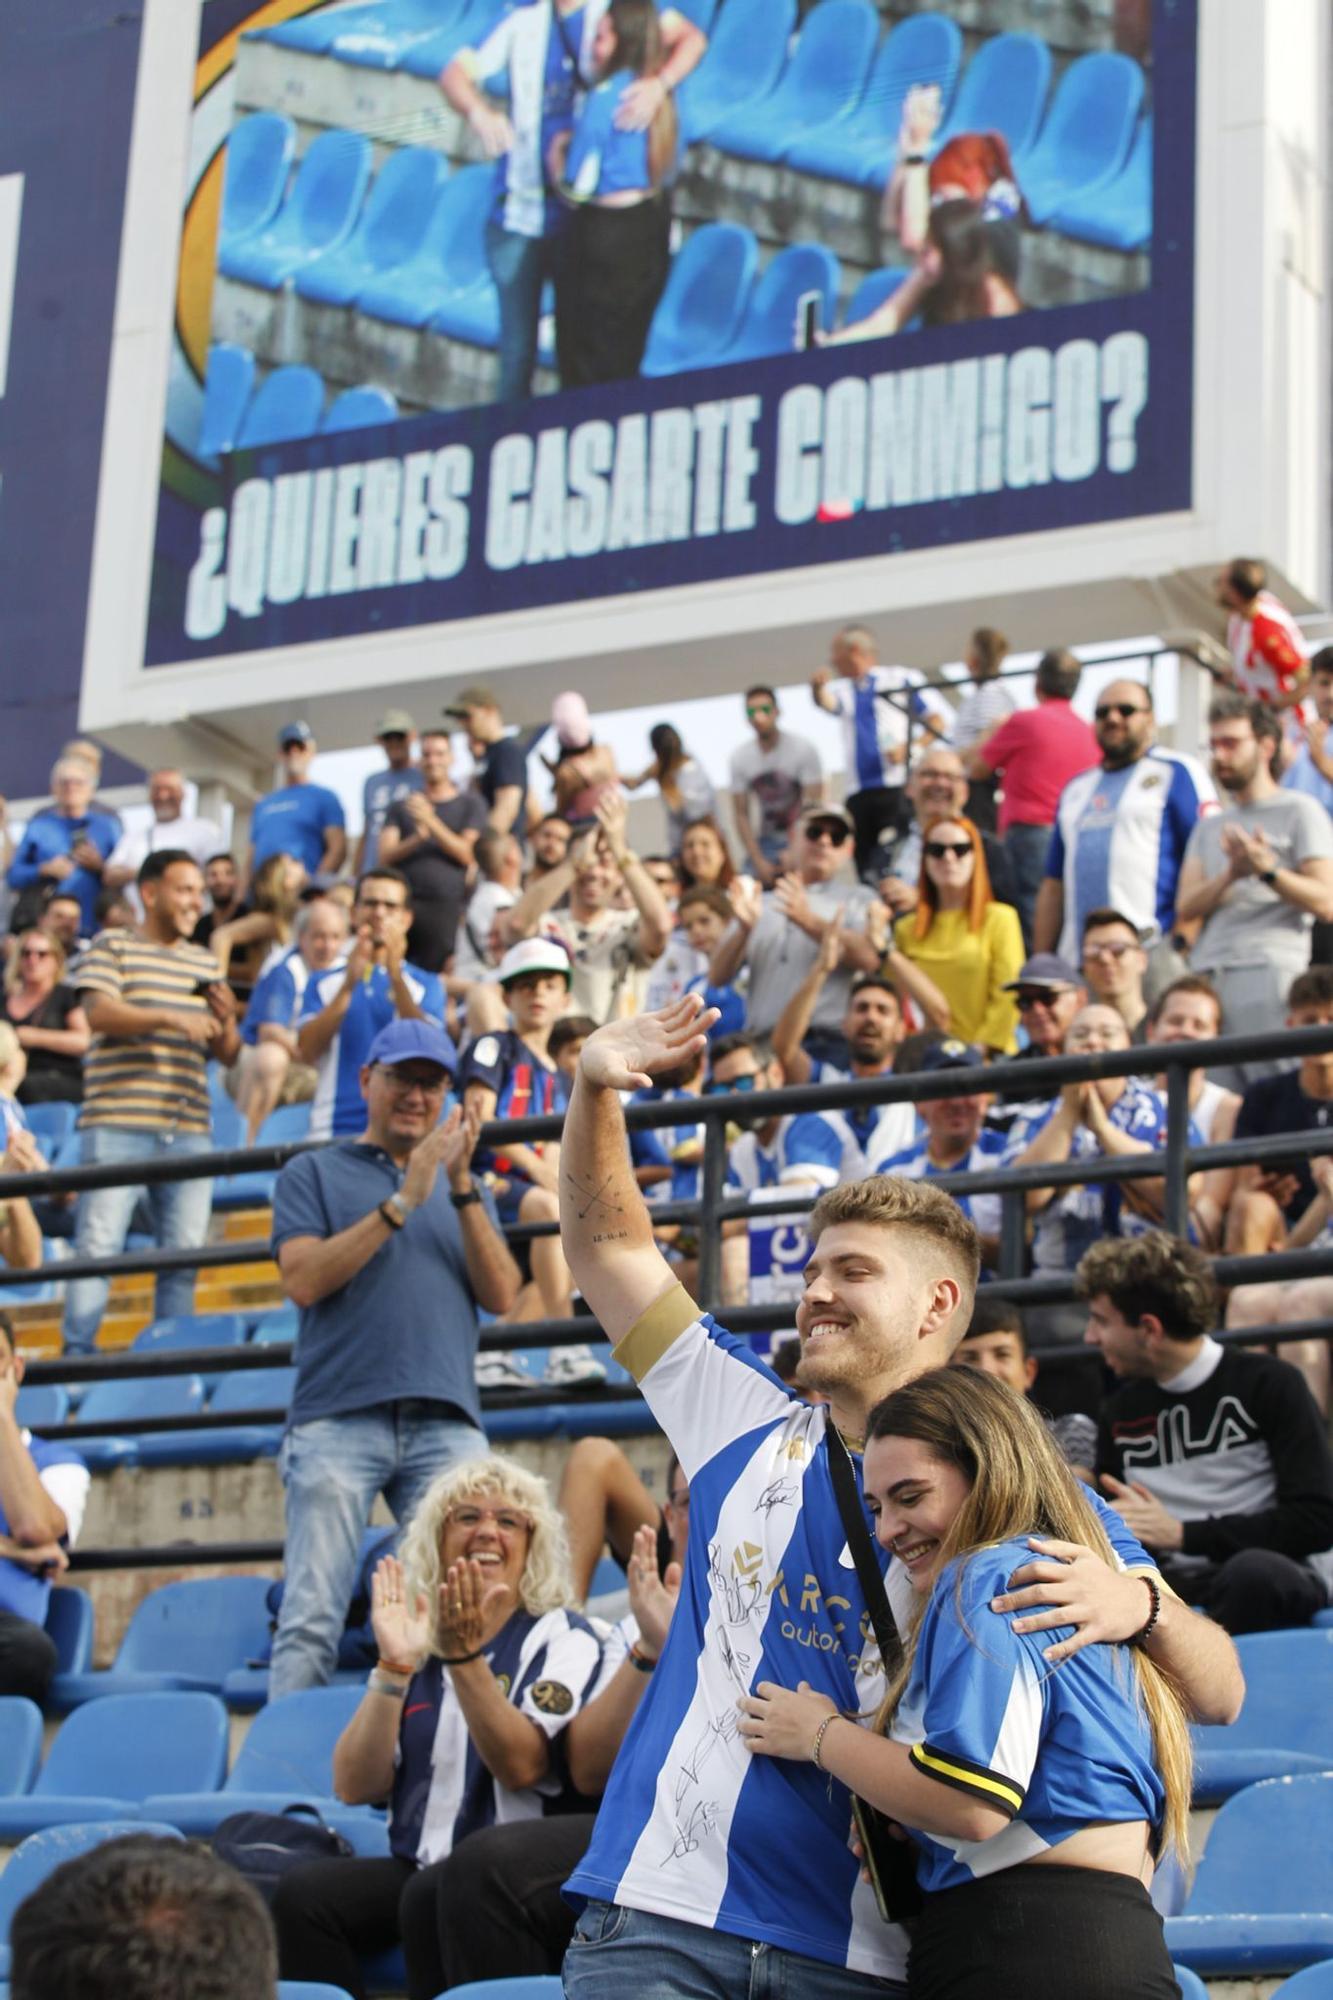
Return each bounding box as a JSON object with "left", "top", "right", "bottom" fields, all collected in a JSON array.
[{"left": 951, "top": 1297, "right": 1096, "bottom": 1476}]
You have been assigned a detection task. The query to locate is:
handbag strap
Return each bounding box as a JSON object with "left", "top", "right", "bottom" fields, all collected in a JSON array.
[
  {"left": 550, "top": 0, "right": 588, "bottom": 84},
  {"left": 827, "top": 1424, "right": 903, "bottom": 1679}
]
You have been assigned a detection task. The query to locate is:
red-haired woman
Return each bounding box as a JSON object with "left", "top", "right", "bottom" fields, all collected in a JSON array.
[{"left": 890, "top": 813, "right": 1025, "bottom": 1054}]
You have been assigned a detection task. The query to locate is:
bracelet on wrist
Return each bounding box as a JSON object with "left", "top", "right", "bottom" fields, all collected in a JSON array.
[
  {"left": 811, "top": 1713, "right": 839, "bottom": 1771},
  {"left": 629, "top": 1642, "right": 657, "bottom": 1674},
  {"left": 1128, "top": 1574, "right": 1162, "bottom": 1647},
  {"left": 377, "top": 1656, "right": 415, "bottom": 1677},
  {"left": 368, "top": 1670, "right": 409, "bottom": 1699},
  {"left": 441, "top": 1646, "right": 486, "bottom": 1666}
]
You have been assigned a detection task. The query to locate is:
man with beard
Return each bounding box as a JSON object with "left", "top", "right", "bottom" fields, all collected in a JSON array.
[
  {"left": 1033, "top": 679, "right": 1214, "bottom": 965},
  {"left": 772, "top": 925, "right": 914, "bottom": 1177},
  {"left": 555, "top": 995, "right": 1242, "bottom": 2000},
  {"left": 1177, "top": 693, "right": 1333, "bottom": 1086}
]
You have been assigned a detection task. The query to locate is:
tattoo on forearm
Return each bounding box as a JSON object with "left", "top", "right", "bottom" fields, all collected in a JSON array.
[
  {"left": 566, "top": 1170, "right": 625, "bottom": 1222},
  {"left": 592, "top": 1230, "right": 631, "bottom": 1244}
]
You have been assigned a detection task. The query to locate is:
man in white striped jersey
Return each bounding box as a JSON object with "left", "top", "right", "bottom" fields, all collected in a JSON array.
[{"left": 558, "top": 996, "right": 1244, "bottom": 1999}]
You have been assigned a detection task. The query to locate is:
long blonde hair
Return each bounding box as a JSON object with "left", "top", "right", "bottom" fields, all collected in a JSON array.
[
  {"left": 397, "top": 1453, "right": 576, "bottom": 1657},
  {"left": 602, "top": 0, "right": 677, "bottom": 187},
  {"left": 867, "top": 1367, "right": 1193, "bottom": 1862}
]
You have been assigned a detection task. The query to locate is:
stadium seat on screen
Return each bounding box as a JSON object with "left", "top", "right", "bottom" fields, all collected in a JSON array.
[
  {"left": 1316, "top": 1608, "right": 1333, "bottom": 1629},
  {"left": 1011, "top": 50, "right": 1144, "bottom": 225},
  {"left": 71, "top": 1374, "right": 207, "bottom": 1474},
  {"left": 0, "top": 1699, "right": 42, "bottom": 1797},
  {"left": 255, "top": 1, "right": 393, "bottom": 54},
  {"left": 674, "top": 0, "right": 796, "bottom": 147},
  {"left": 1191, "top": 1630, "right": 1333, "bottom": 1803},
  {"left": 1164, "top": 1774, "right": 1333, "bottom": 1976},
  {"left": 707, "top": 0, "right": 878, "bottom": 167},
  {"left": 20, "top": 1101, "right": 77, "bottom": 1153},
  {"left": 144, "top": 1684, "right": 368, "bottom": 1833},
  {"left": 714, "top": 242, "right": 840, "bottom": 363},
  {"left": 45, "top": 1587, "right": 94, "bottom": 1677},
  {"left": 135, "top": 1365, "right": 297, "bottom": 1469},
  {"left": 931, "top": 30, "right": 1051, "bottom": 161},
  {"left": 13, "top": 1382, "right": 67, "bottom": 1430},
  {"left": 321, "top": 385, "right": 401, "bottom": 432},
  {"left": 397, "top": 0, "right": 512, "bottom": 79},
  {"left": 50, "top": 1577, "right": 275, "bottom": 1709},
  {"left": 641, "top": 223, "right": 758, "bottom": 377},
  {"left": 198, "top": 343, "right": 257, "bottom": 459},
  {"left": 218, "top": 129, "right": 372, "bottom": 289},
  {"left": 1051, "top": 116, "right": 1152, "bottom": 252},
  {"left": 234, "top": 366, "right": 327, "bottom": 449},
  {"left": 0, "top": 1822, "right": 184, "bottom": 1980},
  {"left": 219, "top": 112, "right": 296, "bottom": 247},
  {"left": 359, "top": 163, "right": 492, "bottom": 330},
  {"left": 296, "top": 147, "right": 446, "bottom": 306},
  {"left": 843, "top": 266, "right": 911, "bottom": 327},
  {"left": 786, "top": 11, "right": 963, "bottom": 186},
  {"left": 0, "top": 1693, "right": 229, "bottom": 1840},
  {"left": 330, "top": 0, "right": 470, "bottom": 68},
  {"left": 1274, "top": 1964, "right": 1333, "bottom": 1996}
]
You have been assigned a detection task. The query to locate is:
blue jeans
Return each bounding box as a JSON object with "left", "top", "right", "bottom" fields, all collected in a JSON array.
[
  {"left": 487, "top": 221, "right": 562, "bottom": 403},
  {"left": 1004, "top": 821, "right": 1055, "bottom": 951},
  {"left": 270, "top": 1402, "right": 485, "bottom": 1699},
  {"left": 63, "top": 1125, "right": 216, "bottom": 1355},
  {"left": 563, "top": 1901, "right": 907, "bottom": 2000}
]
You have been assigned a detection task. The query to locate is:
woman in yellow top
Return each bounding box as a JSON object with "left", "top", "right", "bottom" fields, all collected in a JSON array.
[{"left": 891, "top": 814, "right": 1025, "bottom": 1053}]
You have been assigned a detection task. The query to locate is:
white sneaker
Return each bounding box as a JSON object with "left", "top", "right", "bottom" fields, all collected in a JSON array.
[
  {"left": 475, "top": 1350, "right": 531, "bottom": 1391},
  {"left": 544, "top": 1343, "right": 608, "bottom": 1389}
]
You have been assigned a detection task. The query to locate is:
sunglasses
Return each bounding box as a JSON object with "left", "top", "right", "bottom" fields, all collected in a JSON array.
[
  {"left": 1015, "top": 990, "right": 1067, "bottom": 1008},
  {"left": 746, "top": 703, "right": 775, "bottom": 717},
  {"left": 804, "top": 823, "right": 849, "bottom": 846},
  {"left": 1095, "top": 702, "right": 1149, "bottom": 721},
  {"left": 925, "top": 840, "right": 972, "bottom": 861},
  {"left": 705, "top": 1073, "right": 759, "bottom": 1094}
]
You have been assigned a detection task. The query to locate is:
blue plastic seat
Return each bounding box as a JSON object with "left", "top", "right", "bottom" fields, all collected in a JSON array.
[
  {"left": 134, "top": 1366, "right": 296, "bottom": 1469},
  {"left": 786, "top": 12, "right": 963, "bottom": 187},
  {"left": 14, "top": 1382, "right": 68, "bottom": 1429},
  {"left": 331, "top": 0, "right": 469, "bottom": 69},
  {"left": 0, "top": 1700, "right": 42, "bottom": 1796},
  {"left": 0, "top": 1822, "right": 183, "bottom": 1980},
  {"left": 441, "top": 1982, "right": 564, "bottom": 1999},
  {"left": 396, "top": 0, "right": 511, "bottom": 79},
  {"left": 1275, "top": 1964, "right": 1333, "bottom": 1996},
  {"left": 358, "top": 163, "right": 492, "bottom": 331},
  {"left": 196, "top": 343, "right": 257, "bottom": 460},
  {"left": 1173, "top": 1972, "right": 1208, "bottom": 2000},
  {"left": 72, "top": 1374, "right": 206, "bottom": 1473},
  {"left": 1192, "top": 1630, "right": 1333, "bottom": 1803},
  {"left": 281, "top": 1985, "right": 363, "bottom": 1999},
  {"left": 641, "top": 224, "right": 758, "bottom": 378},
  {"left": 255, "top": 1101, "right": 315, "bottom": 1147},
  {"left": 0, "top": 1236, "right": 69, "bottom": 1306},
  {"left": 145, "top": 1684, "right": 367, "bottom": 1833},
  {"left": 219, "top": 112, "right": 297, "bottom": 247},
  {"left": 233, "top": 366, "right": 327, "bottom": 450},
  {"left": 708, "top": 0, "right": 879, "bottom": 167},
  {"left": 45, "top": 1587, "right": 94, "bottom": 1676},
  {"left": 1164, "top": 1774, "right": 1333, "bottom": 1976},
  {"left": 0, "top": 1692, "right": 229, "bottom": 1840},
  {"left": 844, "top": 266, "right": 911, "bottom": 328},
  {"left": 131, "top": 1312, "right": 252, "bottom": 1402},
  {"left": 19, "top": 1101, "right": 77, "bottom": 1153},
  {"left": 251, "top": 1303, "right": 301, "bottom": 1346},
  {"left": 1051, "top": 115, "right": 1152, "bottom": 251},
  {"left": 1013, "top": 50, "right": 1144, "bottom": 225},
  {"left": 50, "top": 1577, "right": 276, "bottom": 1710},
  {"left": 675, "top": 0, "right": 796, "bottom": 147},
  {"left": 932, "top": 30, "right": 1051, "bottom": 161},
  {"left": 714, "top": 243, "right": 840, "bottom": 363},
  {"left": 219, "top": 128, "right": 372, "bottom": 289},
  {"left": 321, "top": 385, "right": 400, "bottom": 432},
  {"left": 296, "top": 146, "right": 446, "bottom": 306}
]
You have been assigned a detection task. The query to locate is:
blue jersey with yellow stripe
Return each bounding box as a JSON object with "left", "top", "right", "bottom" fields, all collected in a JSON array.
[{"left": 891, "top": 1536, "right": 1165, "bottom": 1893}]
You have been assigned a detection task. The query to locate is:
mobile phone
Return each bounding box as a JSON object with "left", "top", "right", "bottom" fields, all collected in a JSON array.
[
  {"left": 851, "top": 1795, "right": 923, "bottom": 1925},
  {"left": 797, "top": 290, "right": 822, "bottom": 351}
]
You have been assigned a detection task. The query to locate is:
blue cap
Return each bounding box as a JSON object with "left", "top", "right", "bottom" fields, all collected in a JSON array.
[
  {"left": 365, "top": 1018, "right": 458, "bottom": 1075},
  {"left": 916, "top": 1037, "right": 984, "bottom": 1073},
  {"left": 278, "top": 720, "right": 313, "bottom": 748}
]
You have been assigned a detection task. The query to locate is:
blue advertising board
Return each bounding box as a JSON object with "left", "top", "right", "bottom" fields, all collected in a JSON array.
[
  {"left": 0, "top": 0, "right": 143, "bottom": 791},
  {"left": 146, "top": 0, "right": 1194, "bottom": 664}
]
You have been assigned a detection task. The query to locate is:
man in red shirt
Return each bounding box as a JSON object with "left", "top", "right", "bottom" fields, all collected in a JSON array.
[
  {"left": 963, "top": 648, "right": 1099, "bottom": 947},
  {"left": 1213, "top": 557, "right": 1310, "bottom": 714}
]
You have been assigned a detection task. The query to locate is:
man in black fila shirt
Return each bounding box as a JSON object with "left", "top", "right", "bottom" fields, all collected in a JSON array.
[{"left": 1079, "top": 1231, "right": 1333, "bottom": 1633}]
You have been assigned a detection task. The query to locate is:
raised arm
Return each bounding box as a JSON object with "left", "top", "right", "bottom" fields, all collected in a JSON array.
[
  {"left": 559, "top": 995, "right": 718, "bottom": 1342},
  {"left": 772, "top": 912, "right": 841, "bottom": 1085}
]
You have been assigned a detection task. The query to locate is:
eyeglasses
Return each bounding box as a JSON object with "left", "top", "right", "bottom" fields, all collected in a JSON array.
[
  {"left": 804, "top": 823, "right": 849, "bottom": 846},
  {"left": 447, "top": 1505, "right": 532, "bottom": 1536},
  {"left": 1094, "top": 703, "right": 1149, "bottom": 721},
  {"left": 1084, "top": 941, "right": 1138, "bottom": 961},
  {"left": 924, "top": 841, "right": 972, "bottom": 861},
  {"left": 705, "top": 1072, "right": 759, "bottom": 1095},
  {"left": 377, "top": 1066, "right": 449, "bottom": 1094}
]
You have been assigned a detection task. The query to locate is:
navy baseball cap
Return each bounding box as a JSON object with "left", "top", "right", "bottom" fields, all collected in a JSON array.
[
  {"left": 365, "top": 1018, "right": 458, "bottom": 1074},
  {"left": 278, "top": 720, "right": 314, "bottom": 748},
  {"left": 917, "top": 1038, "right": 984, "bottom": 1073}
]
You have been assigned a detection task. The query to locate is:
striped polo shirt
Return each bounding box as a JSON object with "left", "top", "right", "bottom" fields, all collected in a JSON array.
[{"left": 77, "top": 927, "right": 222, "bottom": 1134}]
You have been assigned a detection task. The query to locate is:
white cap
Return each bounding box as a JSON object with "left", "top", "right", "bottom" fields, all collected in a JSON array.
[{"left": 497, "top": 937, "right": 573, "bottom": 987}]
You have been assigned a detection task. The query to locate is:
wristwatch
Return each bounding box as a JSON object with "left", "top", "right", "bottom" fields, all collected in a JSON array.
[
  {"left": 379, "top": 1195, "right": 408, "bottom": 1230},
  {"left": 451, "top": 1187, "right": 482, "bottom": 1210},
  {"left": 1259, "top": 867, "right": 1278, "bottom": 887}
]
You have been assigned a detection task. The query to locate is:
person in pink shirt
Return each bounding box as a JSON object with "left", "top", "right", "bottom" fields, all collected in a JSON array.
[{"left": 964, "top": 649, "right": 1099, "bottom": 948}]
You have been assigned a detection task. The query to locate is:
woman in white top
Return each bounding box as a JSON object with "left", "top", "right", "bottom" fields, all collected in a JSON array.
[
  {"left": 1144, "top": 975, "right": 1239, "bottom": 1247},
  {"left": 625, "top": 724, "right": 718, "bottom": 858}
]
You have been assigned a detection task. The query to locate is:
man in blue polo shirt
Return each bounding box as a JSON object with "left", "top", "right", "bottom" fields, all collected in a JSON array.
[
  {"left": 0, "top": 1312, "right": 89, "bottom": 1702},
  {"left": 297, "top": 869, "right": 446, "bottom": 1138},
  {"left": 269, "top": 1018, "right": 521, "bottom": 1696},
  {"left": 247, "top": 722, "right": 348, "bottom": 885}
]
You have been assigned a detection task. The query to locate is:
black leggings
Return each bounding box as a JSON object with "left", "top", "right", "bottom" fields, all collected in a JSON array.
[
  {"left": 908, "top": 1865, "right": 1180, "bottom": 2000},
  {"left": 272, "top": 1855, "right": 441, "bottom": 2000}
]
